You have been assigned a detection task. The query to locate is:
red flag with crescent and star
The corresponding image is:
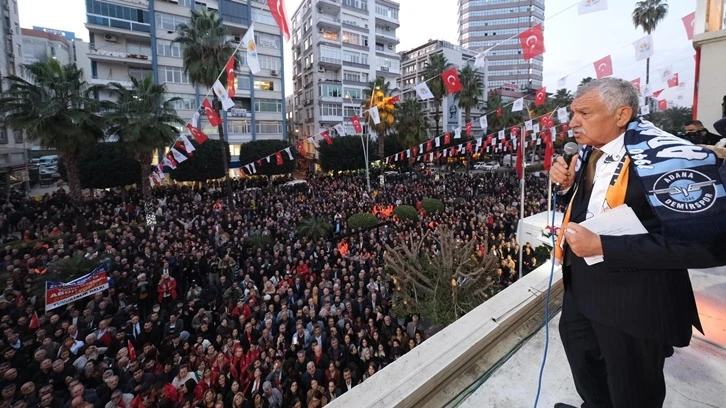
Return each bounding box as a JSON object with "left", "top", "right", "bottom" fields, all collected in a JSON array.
[
  {"left": 658, "top": 99, "right": 668, "bottom": 110},
  {"left": 466, "top": 122, "right": 472, "bottom": 137},
  {"left": 682, "top": 12, "right": 695, "bottom": 41},
  {"left": 266, "top": 0, "right": 291, "bottom": 41},
  {"left": 276, "top": 151, "right": 283, "bottom": 165},
  {"left": 387, "top": 95, "right": 400, "bottom": 105},
  {"left": 202, "top": 98, "right": 222, "bottom": 127},
  {"left": 296, "top": 142, "right": 305, "bottom": 156},
  {"left": 667, "top": 73, "right": 679, "bottom": 88},
  {"left": 321, "top": 130, "right": 333, "bottom": 145},
  {"left": 351, "top": 116, "right": 362, "bottom": 134},
  {"left": 496, "top": 108, "right": 502, "bottom": 117},
  {"left": 441, "top": 67, "right": 462, "bottom": 93},
  {"left": 535, "top": 87, "right": 546, "bottom": 106},
  {"left": 593, "top": 55, "right": 613, "bottom": 79},
  {"left": 519, "top": 23, "right": 545, "bottom": 61},
  {"left": 186, "top": 124, "right": 209, "bottom": 144},
  {"left": 631, "top": 78, "right": 641, "bottom": 93},
  {"left": 226, "top": 56, "right": 236, "bottom": 97},
  {"left": 426, "top": 140, "right": 432, "bottom": 152},
  {"left": 444, "top": 132, "right": 451, "bottom": 145},
  {"left": 652, "top": 89, "right": 665, "bottom": 98}
]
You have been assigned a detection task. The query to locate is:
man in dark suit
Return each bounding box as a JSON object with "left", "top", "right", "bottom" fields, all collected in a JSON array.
[{"left": 550, "top": 78, "right": 726, "bottom": 408}]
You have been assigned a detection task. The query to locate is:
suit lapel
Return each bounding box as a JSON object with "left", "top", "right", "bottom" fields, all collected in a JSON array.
[{"left": 570, "top": 148, "right": 593, "bottom": 222}]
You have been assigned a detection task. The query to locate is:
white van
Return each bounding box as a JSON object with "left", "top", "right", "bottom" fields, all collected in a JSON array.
[{"left": 38, "top": 155, "right": 59, "bottom": 169}]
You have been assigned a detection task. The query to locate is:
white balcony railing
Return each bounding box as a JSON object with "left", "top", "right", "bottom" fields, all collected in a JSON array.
[{"left": 88, "top": 48, "right": 152, "bottom": 62}]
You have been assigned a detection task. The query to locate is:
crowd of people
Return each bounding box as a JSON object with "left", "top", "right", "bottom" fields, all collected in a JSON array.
[{"left": 0, "top": 168, "right": 551, "bottom": 408}]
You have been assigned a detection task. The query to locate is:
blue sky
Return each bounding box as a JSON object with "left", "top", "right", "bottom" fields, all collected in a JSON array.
[{"left": 19, "top": 0, "right": 696, "bottom": 104}]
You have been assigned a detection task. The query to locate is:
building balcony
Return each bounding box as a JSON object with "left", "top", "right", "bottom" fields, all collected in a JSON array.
[
  {"left": 318, "top": 56, "right": 342, "bottom": 69},
  {"left": 375, "top": 29, "right": 400, "bottom": 44},
  {"left": 316, "top": 0, "right": 341, "bottom": 14},
  {"left": 85, "top": 18, "right": 151, "bottom": 40},
  {"left": 90, "top": 77, "right": 133, "bottom": 87},
  {"left": 376, "top": 65, "right": 400, "bottom": 75},
  {"left": 318, "top": 32, "right": 341, "bottom": 46},
  {"left": 375, "top": 13, "right": 400, "bottom": 28},
  {"left": 316, "top": 15, "right": 341, "bottom": 31},
  {"left": 320, "top": 114, "right": 343, "bottom": 122},
  {"left": 88, "top": 48, "right": 153, "bottom": 65}
]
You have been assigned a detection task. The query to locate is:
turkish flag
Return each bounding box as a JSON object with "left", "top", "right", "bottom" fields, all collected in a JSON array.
[
  {"left": 387, "top": 95, "right": 400, "bottom": 105},
  {"left": 321, "top": 130, "right": 333, "bottom": 145},
  {"left": 412, "top": 146, "right": 418, "bottom": 156},
  {"left": 515, "top": 141, "right": 524, "bottom": 179},
  {"left": 296, "top": 142, "right": 305, "bottom": 156},
  {"left": 652, "top": 89, "right": 665, "bottom": 98},
  {"left": 519, "top": 24, "right": 546, "bottom": 60},
  {"left": 658, "top": 99, "right": 668, "bottom": 110},
  {"left": 266, "top": 0, "right": 291, "bottom": 41},
  {"left": 682, "top": 12, "right": 695, "bottom": 41},
  {"left": 165, "top": 153, "right": 178, "bottom": 168},
  {"left": 486, "top": 135, "right": 493, "bottom": 146},
  {"left": 257, "top": 159, "right": 262, "bottom": 167},
  {"left": 186, "top": 124, "right": 209, "bottom": 144},
  {"left": 593, "top": 55, "right": 613, "bottom": 79},
  {"left": 426, "top": 140, "right": 432, "bottom": 152},
  {"left": 561, "top": 124, "right": 569, "bottom": 133},
  {"left": 466, "top": 122, "right": 472, "bottom": 137},
  {"left": 226, "top": 56, "right": 236, "bottom": 98},
  {"left": 450, "top": 147, "right": 457, "bottom": 157},
  {"left": 351, "top": 116, "right": 362, "bottom": 134},
  {"left": 667, "top": 73, "right": 679, "bottom": 88},
  {"left": 535, "top": 87, "right": 547, "bottom": 106},
  {"left": 511, "top": 126, "right": 519, "bottom": 137},
  {"left": 29, "top": 312, "right": 39, "bottom": 330},
  {"left": 441, "top": 67, "right": 463, "bottom": 93},
  {"left": 543, "top": 132, "right": 554, "bottom": 171},
  {"left": 496, "top": 108, "right": 502, "bottom": 117},
  {"left": 631, "top": 78, "right": 641, "bottom": 93},
  {"left": 466, "top": 142, "right": 473, "bottom": 153},
  {"left": 202, "top": 98, "right": 222, "bottom": 127},
  {"left": 276, "top": 151, "right": 283, "bottom": 165},
  {"left": 444, "top": 132, "right": 451, "bottom": 145},
  {"left": 128, "top": 340, "right": 136, "bottom": 361}
]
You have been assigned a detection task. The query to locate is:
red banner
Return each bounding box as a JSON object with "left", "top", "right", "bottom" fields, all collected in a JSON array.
[{"left": 45, "top": 263, "right": 109, "bottom": 311}]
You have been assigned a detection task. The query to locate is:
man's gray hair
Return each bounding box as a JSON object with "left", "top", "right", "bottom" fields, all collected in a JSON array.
[{"left": 575, "top": 77, "right": 640, "bottom": 120}]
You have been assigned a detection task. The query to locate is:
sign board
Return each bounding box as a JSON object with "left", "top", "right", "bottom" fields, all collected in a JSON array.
[{"left": 45, "top": 262, "right": 110, "bottom": 311}]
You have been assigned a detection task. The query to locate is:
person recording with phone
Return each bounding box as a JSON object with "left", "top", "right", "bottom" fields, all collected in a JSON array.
[{"left": 549, "top": 78, "right": 726, "bottom": 408}]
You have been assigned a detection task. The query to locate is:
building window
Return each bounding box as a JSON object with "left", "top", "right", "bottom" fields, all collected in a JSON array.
[
  {"left": 254, "top": 80, "right": 275, "bottom": 91},
  {"left": 343, "top": 51, "right": 368, "bottom": 65},
  {"left": 156, "top": 39, "right": 180, "bottom": 57},
  {"left": 155, "top": 12, "right": 190, "bottom": 31},
  {"left": 128, "top": 67, "right": 153, "bottom": 80},
  {"left": 344, "top": 106, "right": 361, "bottom": 117},
  {"left": 320, "top": 103, "right": 342, "bottom": 116},
  {"left": 343, "top": 88, "right": 362, "bottom": 99},
  {"left": 167, "top": 93, "right": 196, "bottom": 110},
  {"left": 13, "top": 131, "right": 23, "bottom": 144},
  {"left": 342, "top": 31, "right": 367, "bottom": 46},
  {"left": 159, "top": 66, "right": 189, "bottom": 84},
  {"left": 252, "top": 9, "right": 277, "bottom": 26},
  {"left": 256, "top": 121, "right": 283, "bottom": 134},
  {"left": 259, "top": 55, "right": 282, "bottom": 71},
  {"left": 343, "top": 72, "right": 360, "bottom": 82},
  {"left": 0, "top": 129, "right": 7, "bottom": 144},
  {"left": 375, "top": 3, "right": 398, "bottom": 19},
  {"left": 342, "top": 0, "right": 368, "bottom": 11},
  {"left": 255, "top": 32, "right": 280, "bottom": 49},
  {"left": 228, "top": 121, "right": 251, "bottom": 134},
  {"left": 321, "top": 85, "right": 342, "bottom": 97},
  {"left": 255, "top": 99, "right": 282, "bottom": 113}
]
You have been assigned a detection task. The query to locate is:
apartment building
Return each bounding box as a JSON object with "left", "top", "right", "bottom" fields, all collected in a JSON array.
[
  {"left": 84, "top": 0, "right": 287, "bottom": 164},
  {"left": 290, "top": 0, "right": 401, "bottom": 169},
  {"left": 398, "top": 39, "right": 487, "bottom": 139},
  {"left": 458, "top": 0, "right": 544, "bottom": 90},
  {"left": 693, "top": 0, "right": 726, "bottom": 129},
  {"left": 0, "top": 0, "right": 24, "bottom": 191}
]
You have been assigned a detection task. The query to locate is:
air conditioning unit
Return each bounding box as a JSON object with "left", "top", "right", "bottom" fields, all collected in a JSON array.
[
  {"left": 234, "top": 36, "right": 241, "bottom": 42},
  {"left": 385, "top": 26, "right": 390, "bottom": 31},
  {"left": 104, "top": 34, "right": 118, "bottom": 43},
  {"left": 364, "top": 24, "right": 368, "bottom": 28},
  {"left": 319, "top": 28, "right": 324, "bottom": 33},
  {"left": 380, "top": 66, "right": 389, "bottom": 72},
  {"left": 388, "top": 44, "right": 393, "bottom": 50},
  {"left": 271, "top": 70, "right": 278, "bottom": 76},
  {"left": 317, "top": 66, "right": 325, "bottom": 73}
]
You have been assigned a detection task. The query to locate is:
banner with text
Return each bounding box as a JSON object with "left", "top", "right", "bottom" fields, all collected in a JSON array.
[{"left": 45, "top": 263, "right": 110, "bottom": 311}]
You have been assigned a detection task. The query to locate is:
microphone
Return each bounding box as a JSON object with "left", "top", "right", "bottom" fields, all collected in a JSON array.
[{"left": 554, "top": 142, "right": 580, "bottom": 191}]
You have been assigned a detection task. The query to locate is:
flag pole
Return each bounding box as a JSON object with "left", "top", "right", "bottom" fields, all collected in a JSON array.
[{"left": 519, "top": 134, "right": 525, "bottom": 280}]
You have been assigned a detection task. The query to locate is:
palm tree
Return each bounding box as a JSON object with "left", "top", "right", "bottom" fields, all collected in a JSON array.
[
  {"left": 422, "top": 53, "right": 449, "bottom": 136},
  {"left": 106, "top": 76, "right": 184, "bottom": 214},
  {"left": 485, "top": 94, "right": 520, "bottom": 130},
  {"left": 551, "top": 88, "right": 574, "bottom": 109},
  {"left": 395, "top": 98, "right": 429, "bottom": 149},
  {"left": 632, "top": 0, "right": 669, "bottom": 84},
  {"left": 578, "top": 77, "right": 595, "bottom": 88},
  {"left": 0, "top": 60, "right": 106, "bottom": 233},
  {"left": 175, "top": 9, "right": 238, "bottom": 206},
  {"left": 362, "top": 77, "right": 395, "bottom": 161},
  {"left": 455, "top": 65, "right": 484, "bottom": 125},
  {"left": 296, "top": 217, "right": 332, "bottom": 242}
]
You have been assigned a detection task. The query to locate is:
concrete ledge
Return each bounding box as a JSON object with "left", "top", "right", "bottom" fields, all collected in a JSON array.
[{"left": 327, "top": 261, "right": 562, "bottom": 408}]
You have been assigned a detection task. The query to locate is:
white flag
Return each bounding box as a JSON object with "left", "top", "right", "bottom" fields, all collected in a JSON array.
[
  {"left": 250, "top": 163, "right": 257, "bottom": 174},
  {"left": 307, "top": 136, "right": 319, "bottom": 148},
  {"left": 568, "top": 129, "right": 574, "bottom": 138},
  {"left": 643, "top": 84, "right": 652, "bottom": 96},
  {"left": 536, "top": 138, "right": 541, "bottom": 146},
  {"left": 525, "top": 120, "right": 533, "bottom": 131},
  {"left": 266, "top": 156, "right": 271, "bottom": 163},
  {"left": 242, "top": 24, "right": 261, "bottom": 74},
  {"left": 558, "top": 77, "right": 567, "bottom": 88},
  {"left": 212, "top": 79, "right": 235, "bottom": 111},
  {"left": 369, "top": 106, "right": 381, "bottom": 125},
  {"left": 632, "top": 35, "right": 654, "bottom": 62},
  {"left": 640, "top": 105, "right": 650, "bottom": 115},
  {"left": 415, "top": 82, "right": 434, "bottom": 100},
  {"left": 156, "top": 167, "right": 165, "bottom": 180},
  {"left": 454, "top": 127, "right": 462, "bottom": 139},
  {"left": 533, "top": 123, "right": 540, "bottom": 134},
  {"left": 435, "top": 137, "right": 441, "bottom": 147},
  {"left": 244, "top": 164, "right": 251, "bottom": 174},
  {"left": 512, "top": 97, "right": 524, "bottom": 112},
  {"left": 181, "top": 135, "right": 196, "bottom": 154},
  {"left": 498, "top": 130, "right": 505, "bottom": 140},
  {"left": 170, "top": 147, "right": 187, "bottom": 164},
  {"left": 475, "top": 138, "right": 482, "bottom": 151},
  {"left": 285, "top": 147, "right": 293, "bottom": 160},
  {"left": 334, "top": 123, "right": 345, "bottom": 136},
  {"left": 658, "top": 65, "right": 673, "bottom": 83},
  {"left": 191, "top": 111, "right": 200, "bottom": 127},
  {"left": 578, "top": 0, "right": 607, "bottom": 15},
  {"left": 479, "top": 116, "right": 488, "bottom": 134},
  {"left": 406, "top": 149, "right": 412, "bottom": 158},
  {"left": 149, "top": 176, "right": 156, "bottom": 187},
  {"left": 474, "top": 52, "right": 487, "bottom": 69},
  {"left": 557, "top": 107, "right": 569, "bottom": 123},
  {"left": 639, "top": 96, "right": 646, "bottom": 106}
]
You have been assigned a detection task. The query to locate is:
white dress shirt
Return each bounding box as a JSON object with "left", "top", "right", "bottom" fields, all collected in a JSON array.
[{"left": 586, "top": 133, "right": 626, "bottom": 220}]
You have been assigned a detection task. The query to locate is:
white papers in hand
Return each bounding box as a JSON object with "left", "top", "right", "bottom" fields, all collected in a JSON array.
[{"left": 578, "top": 205, "right": 647, "bottom": 265}]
